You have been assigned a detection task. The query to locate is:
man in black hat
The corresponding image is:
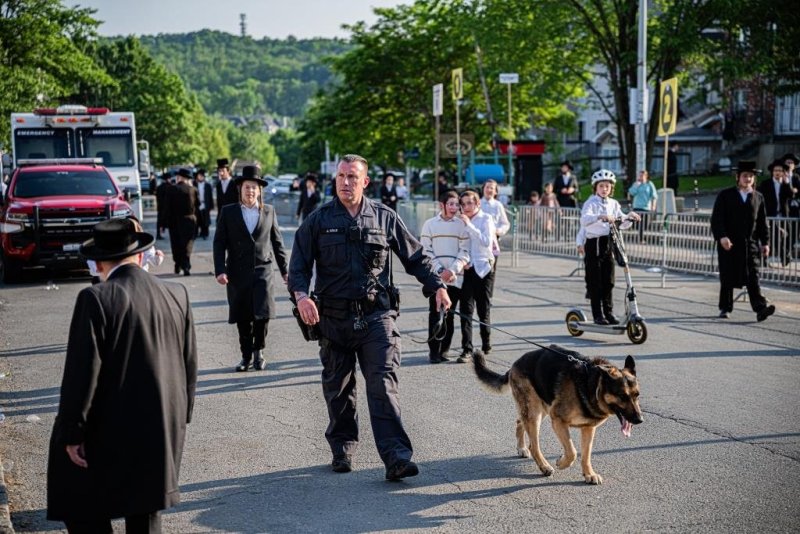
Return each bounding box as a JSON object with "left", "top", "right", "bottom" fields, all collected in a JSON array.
[
  {"left": 214, "top": 165, "right": 288, "bottom": 372},
  {"left": 47, "top": 218, "right": 197, "bottom": 533},
  {"left": 554, "top": 160, "right": 578, "bottom": 207},
  {"left": 164, "top": 168, "right": 200, "bottom": 275},
  {"left": 215, "top": 158, "right": 239, "bottom": 219},
  {"left": 194, "top": 168, "right": 213, "bottom": 239},
  {"left": 154, "top": 171, "right": 172, "bottom": 240},
  {"left": 781, "top": 153, "right": 800, "bottom": 220},
  {"left": 758, "top": 160, "right": 793, "bottom": 266},
  {"left": 711, "top": 161, "right": 776, "bottom": 321}
]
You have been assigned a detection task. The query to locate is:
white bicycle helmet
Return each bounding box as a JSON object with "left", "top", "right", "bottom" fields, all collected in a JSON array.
[{"left": 591, "top": 169, "right": 617, "bottom": 185}]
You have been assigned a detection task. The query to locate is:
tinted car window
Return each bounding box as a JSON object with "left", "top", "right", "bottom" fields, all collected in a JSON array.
[{"left": 13, "top": 170, "right": 118, "bottom": 198}]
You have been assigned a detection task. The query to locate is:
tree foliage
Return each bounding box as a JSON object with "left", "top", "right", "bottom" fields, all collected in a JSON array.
[
  {"left": 300, "top": 0, "right": 592, "bottom": 171},
  {"left": 0, "top": 0, "right": 112, "bottom": 147},
  {"left": 139, "top": 31, "right": 350, "bottom": 118}
]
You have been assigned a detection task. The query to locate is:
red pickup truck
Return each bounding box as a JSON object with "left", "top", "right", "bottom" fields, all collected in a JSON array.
[{"left": 0, "top": 161, "right": 133, "bottom": 283}]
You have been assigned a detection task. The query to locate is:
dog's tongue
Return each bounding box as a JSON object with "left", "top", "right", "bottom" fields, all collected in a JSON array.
[{"left": 620, "top": 418, "right": 633, "bottom": 438}]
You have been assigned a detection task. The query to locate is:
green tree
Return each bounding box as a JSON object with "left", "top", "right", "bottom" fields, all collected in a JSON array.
[
  {"left": 0, "top": 0, "right": 113, "bottom": 146},
  {"left": 270, "top": 128, "right": 306, "bottom": 173},
  {"left": 223, "top": 120, "right": 279, "bottom": 174},
  {"left": 78, "top": 37, "right": 214, "bottom": 168},
  {"left": 300, "top": 0, "right": 590, "bottom": 172}
]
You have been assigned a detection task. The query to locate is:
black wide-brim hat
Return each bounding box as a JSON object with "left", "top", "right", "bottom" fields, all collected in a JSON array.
[
  {"left": 735, "top": 160, "right": 760, "bottom": 175},
  {"left": 560, "top": 160, "right": 574, "bottom": 171},
  {"left": 767, "top": 159, "right": 787, "bottom": 172},
  {"left": 217, "top": 158, "right": 230, "bottom": 169},
  {"left": 176, "top": 167, "right": 193, "bottom": 179},
  {"left": 234, "top": 165, "right": 267, "bottom": 187},
  {"left": 780, "top": 153, "right": 799, "bottom": 165},
  {"left": 80, "top": 218, "right": 155, "bottom": 261}
]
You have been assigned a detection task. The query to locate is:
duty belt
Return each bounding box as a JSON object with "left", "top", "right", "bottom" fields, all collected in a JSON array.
[{"left": 318, "top": 294, "right": 385, "bottom": 318}]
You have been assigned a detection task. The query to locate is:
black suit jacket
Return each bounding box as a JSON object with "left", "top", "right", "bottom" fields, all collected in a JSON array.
[
  {"left": 47, "top": 265, "right": 197, "bottom": 520},
  {"left": 213, "top": 203, "right": 288, "bottom": 323},
  {"left": 757, "top": 178, "right": 791, "bottom": 217},
  {"left": 163, "top": 182, "right": 200, "bottom": 225},
  {"left": 215, "top": 179, "right": 239, "bottom": 214},
  {"left": 297, "top": 188, "right": 321, "bottom": 217},
  {"left": 711, "top": 187, "right": 768, "bottom": 289}
]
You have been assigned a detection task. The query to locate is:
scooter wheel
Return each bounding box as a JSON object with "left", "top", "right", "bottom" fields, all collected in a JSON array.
[
  {"left": 565, "top": 310, "right": 585, "bottom": 337},
  {"left": 626, "top": 319, "right": 648, "bottom": 344}
]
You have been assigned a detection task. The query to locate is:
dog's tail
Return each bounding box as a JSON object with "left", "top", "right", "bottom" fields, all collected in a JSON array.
[{"left": 472, "top": 351, "right": 509, "bottom": 393}]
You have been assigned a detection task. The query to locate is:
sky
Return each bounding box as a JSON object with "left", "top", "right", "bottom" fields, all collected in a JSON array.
[{"left": 71, "top": 0, "right": 411, "bottom": 40}]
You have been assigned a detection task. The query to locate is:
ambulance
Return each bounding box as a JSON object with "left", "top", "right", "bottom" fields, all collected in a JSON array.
[{"left": 10, "top": 105, "right": 147, "bottom": 218}]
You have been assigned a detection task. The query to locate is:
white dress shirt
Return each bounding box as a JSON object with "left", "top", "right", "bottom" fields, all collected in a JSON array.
[
  {"left": 241, "top": 204, "right": 260, "bottom": 234},
  {"left": 463, "top": 210, "right": 496, "bottom": 278},
  {"left": 580, "top": 194, "right": 633, "bottom": 239},
  {"left": 480, "top": 197, "right": 510, "bottom": 236}
]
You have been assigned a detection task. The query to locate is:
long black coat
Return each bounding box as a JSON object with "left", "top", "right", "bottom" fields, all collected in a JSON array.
[
  {"left": 215, "top": 179, "right": 239, "bottom": 216},
  {"left": 554, "top": 175, "right": 578, "bottom": 207},
  {"left": 297, "top": 188, "right": 320, "bottom": 218},
  {"left": 757, "top": 178, "right": 792, "bottom": 217},
  {"left": 711, "top": 187, "right": 769, "bottom": 288},
  {"left": 47, "top": 265, "right": 197, "bottom": 521},
  {"left": 213, "top": 203, "right": 288, "bottom": 323}
]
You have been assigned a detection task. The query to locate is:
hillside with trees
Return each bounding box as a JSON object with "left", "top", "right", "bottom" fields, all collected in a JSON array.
[{"left": 138, "top": 31, "right": 350, "bottom": 119}]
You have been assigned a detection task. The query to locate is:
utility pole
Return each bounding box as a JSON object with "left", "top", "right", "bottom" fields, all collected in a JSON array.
[{"left": 635, "top": 0, "right": 648, "bottom": 174}]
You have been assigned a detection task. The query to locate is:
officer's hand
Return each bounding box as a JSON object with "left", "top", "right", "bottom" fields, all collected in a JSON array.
[
  {"left": 720, "top": 237, "right": 733, "bottom": 251},
  {"left": 435, "top": 287, "right": 452, "bottom": 311},
  {"left": 298, "top": 297, "right": 320, "bottom": 326},
  {"left": 216, "top": 274, "right": 228, "bottom": 285},
  {"left": 66, "top": 443, "right": 88, "bottom": 468}
]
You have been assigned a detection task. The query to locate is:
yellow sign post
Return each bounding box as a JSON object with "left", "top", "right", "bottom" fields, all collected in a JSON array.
[
  {"left": 452, "top": 68, "right": 464, "bottom": 181},
  {"left": 658, "top": 77, "right": 678, "bottom": 289}
]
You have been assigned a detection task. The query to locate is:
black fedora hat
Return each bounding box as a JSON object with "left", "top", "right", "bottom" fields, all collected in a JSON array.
[
  {"left": 735, "top": 160, "right": 760, "bottom": 175},
  {"left": 560, "top": 160, "right": 574, "bottom": 171},
  {"left": 176, "top": 168, "right": 193, "bottom": 179},
  {"left": 234, "top": 165, "right": 267, "bottom": 187},
  {"left": 217, "top": 158, "right": 230, "bottom": 169},
  {"left": 80, "top": 219, "right": 155, "bottom": 261},
  {"left": 767, "top": 159, "right": 787, "bottom": 172},
  {"left": 780, "top": 153, "right": 799, "bottom": 165}
]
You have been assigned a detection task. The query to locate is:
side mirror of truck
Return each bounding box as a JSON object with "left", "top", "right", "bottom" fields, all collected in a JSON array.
[{"left": 123, "top": 190, "right": 132, "bottom": 202}]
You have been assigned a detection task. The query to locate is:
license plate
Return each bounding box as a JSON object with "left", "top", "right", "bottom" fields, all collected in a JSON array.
[{"left": 62, "top": 243, "right": 81, "bottom": 252}]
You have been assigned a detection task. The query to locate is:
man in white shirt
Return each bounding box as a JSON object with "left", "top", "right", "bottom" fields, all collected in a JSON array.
[
  {"left": 457, "top": 190, "right": 496, "bottom": 361},
  {"left": 480, "top": 179, "right": 510, "bottom": 295},
  {"left": 420, "top": 191, "right": 471, "bottom": 363}
]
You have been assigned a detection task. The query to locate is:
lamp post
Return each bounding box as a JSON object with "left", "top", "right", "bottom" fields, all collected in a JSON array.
[{"left": 500, "top": 73, "right": 519, "bottom": 187}]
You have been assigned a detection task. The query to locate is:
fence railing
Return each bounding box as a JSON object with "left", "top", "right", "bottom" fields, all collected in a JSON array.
[{"left": 397, "top": 201, "right": 800, "bottom": 288}]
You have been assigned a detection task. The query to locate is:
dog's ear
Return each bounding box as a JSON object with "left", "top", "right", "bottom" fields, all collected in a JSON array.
[{"left": 624, "top": 355, "right": 636, "bottom": 376}]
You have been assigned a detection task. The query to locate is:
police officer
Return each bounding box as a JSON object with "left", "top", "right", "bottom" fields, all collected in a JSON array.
[{"left": 289, "top": 154, "right": 451, "bottom": 481}]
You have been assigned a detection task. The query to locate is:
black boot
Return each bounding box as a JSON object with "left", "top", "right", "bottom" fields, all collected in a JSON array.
[
  {"left": 253, "top": 349, "right": 267, "bottom": 370},
  {"left": 235, "top": 355, "right": 252, "bottom": 372},
  {"left": 591, "top": 300, "right": 608, "bottom": 325},
  {"left": 603, "top": 299, "right": 619, "bottom": 324}
]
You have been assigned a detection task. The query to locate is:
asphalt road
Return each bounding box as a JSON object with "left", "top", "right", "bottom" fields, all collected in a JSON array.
[{"left": 1, "top": 213, "right": 798, "bottom": 533}]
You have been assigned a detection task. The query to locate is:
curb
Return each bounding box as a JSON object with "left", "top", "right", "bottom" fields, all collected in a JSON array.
[{"left": 0, "top": 454, "right": 13, "bottom": 533}]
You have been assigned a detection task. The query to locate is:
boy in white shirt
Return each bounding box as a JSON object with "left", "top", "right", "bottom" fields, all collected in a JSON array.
[
  {"left": 458, "top": 190, "right": 497, "bottom": 361},
  {"left": 420, "top": 191, "right": 471, "bottom": 363},
  {"left": 579, "top": 169, "right": 640, "bottom": 325}
]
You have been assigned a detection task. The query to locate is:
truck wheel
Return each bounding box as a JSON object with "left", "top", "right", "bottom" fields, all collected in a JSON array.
[{"left": 0, "top": 253, "right": 22, "bottom": 284}]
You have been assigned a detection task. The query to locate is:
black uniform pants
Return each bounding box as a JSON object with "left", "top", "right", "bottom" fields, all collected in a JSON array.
[
  {"left": 718, "top": 277, "right": 768, "bottom": 314},
  {"left": 65, "top": 511, "right": 161, "bottom": 534},
  {"left": 317, "top": 309, "right": 411, "bottom": 468},
  {"left": 584, "top": 236, "right": 615, "bottom": 319},
  {"left": 237, "top": 319, "right": 268, "bottom": 357},
  {"left": 168, "top": 216, "right": 197, "bottom": 271},
  {"left": 428, "top": 285, "right": 461, "bottom": 357},
  {"left": 460, "top": 266, "right": 495, "bottom": 352}
]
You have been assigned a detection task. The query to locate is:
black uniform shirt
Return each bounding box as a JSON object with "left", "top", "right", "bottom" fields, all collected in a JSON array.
[{"left": 289, "top": 197, "right": 445, "bottom": 300}]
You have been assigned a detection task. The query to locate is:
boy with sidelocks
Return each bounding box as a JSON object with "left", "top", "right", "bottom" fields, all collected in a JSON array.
[
  {"left": 420, "top": 191, "right": 470, "bottom": 363},
  {"left": 579, "top": 170, "right": 640, "bottom": 325}
]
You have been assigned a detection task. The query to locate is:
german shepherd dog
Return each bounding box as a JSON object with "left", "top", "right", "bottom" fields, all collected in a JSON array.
[{"left": 473, "top": 345, "right": 642, "bottom": 484}]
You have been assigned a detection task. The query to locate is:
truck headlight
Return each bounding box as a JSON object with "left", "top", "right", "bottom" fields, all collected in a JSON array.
[
  {"left": 0, "top": 222, "right": 24, "bottom": 233},
  {"left": 6, "top": 212, "right": 30, "bottom": 223},
  {"left": 112, "top": 206, "right": 133, "bottom": 218}
]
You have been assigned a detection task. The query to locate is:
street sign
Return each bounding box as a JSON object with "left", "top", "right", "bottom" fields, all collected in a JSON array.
[
  {"left": 499, "top": 73, "right": 519, "bottom": 84},
  {"left": 451, "top": 68, "right": 463, "bottom": 101},
  {"left": 404, "top": 147, "right": 420, "bottom": 160},
  {"left": 432, "top": 83, "right": 443, "bottom": 117},
  {"left": 439, "top": 133, "right": 474, "bottom": 158},
  {"left": 658, "top": 77, "right": 678, "bottom": 136}
]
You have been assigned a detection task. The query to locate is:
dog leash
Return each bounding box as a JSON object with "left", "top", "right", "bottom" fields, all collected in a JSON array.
[
  {"left": 406, "top": 307, "right": 448, "bottom": 344},
  {"left": 447, "top": 309, "right": 577, "bottom": 359}
]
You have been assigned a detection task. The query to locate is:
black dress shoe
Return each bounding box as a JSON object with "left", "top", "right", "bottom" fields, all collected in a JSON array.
[
  {"left": 331, "top": 455, "right": 353, "bottom": 473},
  {"left": 481, "top": 345, "right": 492, "bottom": 354},
  {"left": 385, "top": 460, "right": 419, "bottom": 481},
  {"left": 439, "top": 352, "right": 451, "bottom": 362},
  {"left": 253, "top": 349, "right": 267, "bottom": 370},
  {"left": 174, "top": 264, "right": 181, "bottom": 274},
  {"left": 428, "top": 354, "right": 444, "bottom": 364},
  {"left": 235, "top": 359, "right": 251, "bottom": 372},
  {"left": 604, "top": 313, "right": 620, "bottom": 325},
  {"left": 183, "top": 269, "right": 191, "bottom": 276},
  {"left": 718, "top": 310, "right": 730, "bottom": 319},
  {"left": 593, "top": 317, "right": 610, "bottom": 325},
  {"left": 756, "top": 304, "right": 775, "bottom": 322}
]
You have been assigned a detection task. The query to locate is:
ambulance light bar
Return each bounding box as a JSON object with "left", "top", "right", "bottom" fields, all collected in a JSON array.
[
  {"left": 17, "top": 158, "right": 103, "bottom": 167},
  {"left": 34, "top": 106, "right": 110, "bottom": 116}
]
